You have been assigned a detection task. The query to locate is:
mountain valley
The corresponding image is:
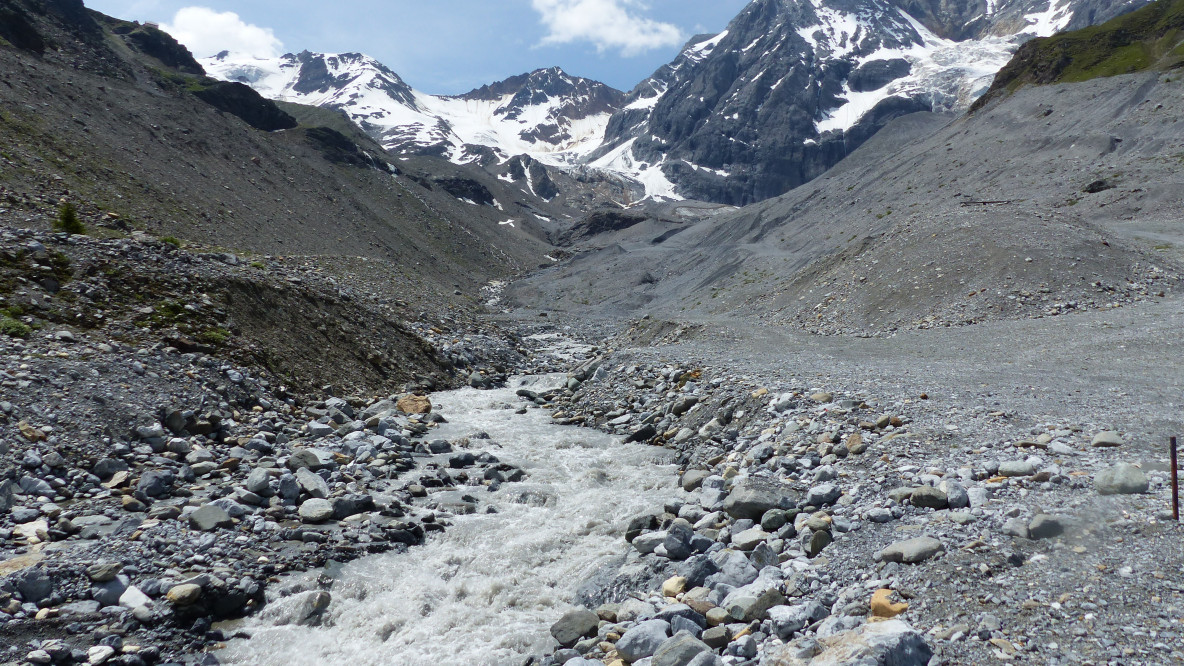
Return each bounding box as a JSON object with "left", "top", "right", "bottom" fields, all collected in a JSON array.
[{"left": 2, "top": 0, "right": 1184, "bottom": 665}]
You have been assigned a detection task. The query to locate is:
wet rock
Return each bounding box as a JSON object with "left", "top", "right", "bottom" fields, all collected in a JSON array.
[
  {"left": 550, "top": 607, "right": 600, "bottom": 648},
  {"left": 878, "top": 536, "right": 944, "bottom": 564},
  {"left": 1094, "top": 463, "right": 1148, "bottom": 495}
]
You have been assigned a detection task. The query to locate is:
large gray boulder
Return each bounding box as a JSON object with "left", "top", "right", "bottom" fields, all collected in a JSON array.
[
  {"left": 723, "top": 478, "right": 797, "bottom": 520},
  {"left": 768, "top": 600, "right": 830, "bottom": 639},
  {"left": 764, "top": 619, "right": 932, "bottom": 665},
  {"left": 550, "top": 607, "right": 599, "bottom": 648},
  {"left": 295, "top": 467, "right": 330, "bottom": 499},
  {"left": 188, "top": 504, "right": 232, "bottom": 531},
  {"left": 616, "top": 619, "right": 671, "bottom": 661},
  {"left": 878, "top": 537, "right": 944, "bottom": 564},
  {"left": 1094, "top": 463, "right": 1148, "bottom": 495},
  {"left": 652, "top": 630, "right": 712, "bottom": 666}
]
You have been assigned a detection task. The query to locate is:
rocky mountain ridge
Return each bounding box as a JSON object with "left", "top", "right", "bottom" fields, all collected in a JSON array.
[
  {"left": 203, "top": 52, "right": 626, "bottom": 167},
  {"left": 203, "top": 0, "right": 1151, "bottom": 205}
]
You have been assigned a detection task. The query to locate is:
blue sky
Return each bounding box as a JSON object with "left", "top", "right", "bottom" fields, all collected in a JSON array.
[{"left": 85, "top": 1, "right": 752, "bottom": 94}]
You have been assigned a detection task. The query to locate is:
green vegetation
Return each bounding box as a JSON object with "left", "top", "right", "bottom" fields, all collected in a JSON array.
[
  {"left": 974, "top": 0, "right": 1184, "bottom": 109},
  {"left": 0, "top": 306, "right": 31, "bottom": 338},
  {"left": 161, "top": 236, "right": 182, "bottom": 248},
  {"left": 54, "top": 202, "right": 86, "bottom": 234},
  {"left": 0, "top": 315, "right": 30, "bottom": 338},
  {"left": 197, "top": 327, "right": 230, "bottom": 346}
]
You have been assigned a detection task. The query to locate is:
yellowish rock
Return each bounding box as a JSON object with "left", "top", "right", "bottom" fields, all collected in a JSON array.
[
  {"left": 396, "top": 394, "right": 432, "bottom": 414},
  {"left": 870, "top": 589, "right": 909, "bottom": 618},
  {"left": 166, "top": 584, "right": 203, "bottom": 606},
  {"left": 662, "top": 575, "right": 688, "bottom": 597},
  {"left": 18, "top": 421, "right": 47, "bottom": 442}
]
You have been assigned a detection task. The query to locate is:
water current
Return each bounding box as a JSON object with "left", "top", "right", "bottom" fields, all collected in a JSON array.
[{"left": 224, "top": 373, "right": 685, "bottom": 666}]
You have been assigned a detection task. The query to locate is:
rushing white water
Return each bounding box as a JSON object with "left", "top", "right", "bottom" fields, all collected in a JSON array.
[{"left": 224, "top": 374, "right": 685, "bottom": 666}]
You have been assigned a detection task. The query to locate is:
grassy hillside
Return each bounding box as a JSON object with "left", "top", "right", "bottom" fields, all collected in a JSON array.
[{"left": 975, "top": 0, "right": 1184, "bottom": 108}]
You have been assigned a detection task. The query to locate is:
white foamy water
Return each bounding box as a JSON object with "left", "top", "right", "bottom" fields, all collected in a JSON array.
[{"left": 224, "top": 374, "right": 684, "bottom": 666}]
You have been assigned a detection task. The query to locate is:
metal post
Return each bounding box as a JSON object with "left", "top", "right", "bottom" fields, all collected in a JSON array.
[{"left": 1171, "top": 436, "right": 1179, "bottom": 522}]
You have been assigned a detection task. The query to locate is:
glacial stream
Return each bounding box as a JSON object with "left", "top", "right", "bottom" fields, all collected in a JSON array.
[{"left": 224, "top": 373, "right": 685, "bottom": 666}]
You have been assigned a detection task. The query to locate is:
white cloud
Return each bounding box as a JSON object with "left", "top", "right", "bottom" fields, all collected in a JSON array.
[
  {"left": 161, "top": 7, "right": 283, "bottom": 59},
  {"left": 532, "top": 0, "right": 684, "bottom": 56}
]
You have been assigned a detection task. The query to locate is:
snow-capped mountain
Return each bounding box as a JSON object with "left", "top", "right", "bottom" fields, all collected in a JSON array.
[
  {"left": 590, "top": 0, "right": 1149, "bottom": 204},
  {"left": 202, "top": 0, "right": 1146, "bottom": 206},
  {"left": 202, "top": 51, "right": 626, "bottom": 166}
]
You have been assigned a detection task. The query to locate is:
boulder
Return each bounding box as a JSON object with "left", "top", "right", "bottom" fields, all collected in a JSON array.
[
  {"left": 550, "top": 607, "right": 599, "bottom": 648},
  {"left": 397, "top": 394, "right": 432, "bottom": 414},
  {"left": 997, "top": 461, "right": 1035, "bottom": 477},
  {"left": 765, "top": 619, "right": 931, "bottom": 666},
  {"left": 188, "top": 504, "right": 233, "bottom": 531},
  {"left": 1091, "top": 431, "right": 1123, "bottom": 447},
  {"left": 652, "top": 631, "right": 712, "bottom": 666},
  {"left": 768, "top": 600, "right": 830, "bottom": 639},
  {"left": 909, "top": 485, "right": 947, "bottom": 509},
  {"left": 1028, "top": 514, "right": 1071, "bottom": 540},
  {"left": 878, "top": 537, "right": 944, "bottom": 564},
  {"left": 166, "top": 584, "right": 202, "bottom": 606},
  {"left": 805, "top": 483, "right": 841, "bottom": 507},
  {"left": 295, "top": 467, "right": 330, "bottom": 499},
  {"left": 299, "top": 498, "right": 334, "bottom": 523},
  {"left": 616, "top": 619, "right": 671, "bottom": 661},
  {"left": 723, "top": 478, "right": 797, "bottom": 520},
  {"left": 1094, "top": 463, "right": 1148, "bottom": 495}
]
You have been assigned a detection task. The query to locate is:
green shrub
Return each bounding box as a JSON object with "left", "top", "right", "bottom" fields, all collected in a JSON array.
[
  {"left": 162, "top": 236, "right": 182, "bottom": 248},
  {"left": 0, "top": 315, "right": 31, "bottom": 338},
  {"left": 54, "top": 202, "right": 86, "bottom": 234}
]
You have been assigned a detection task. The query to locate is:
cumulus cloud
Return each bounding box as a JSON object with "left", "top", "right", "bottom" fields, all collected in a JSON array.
[
  {"left": 161, "top": 7, "right": 283, "bottom": 58},
  {"left": 532, "top": 0, "right": 684, "bottom": 56}
]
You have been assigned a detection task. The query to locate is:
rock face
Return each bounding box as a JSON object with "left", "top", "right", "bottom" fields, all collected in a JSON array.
[
  {"left": 203, "top": 52, "right": 625, "bottom": 164},
  {"left": 588, "top": 0, "right": 1152, "bottom": 204}
]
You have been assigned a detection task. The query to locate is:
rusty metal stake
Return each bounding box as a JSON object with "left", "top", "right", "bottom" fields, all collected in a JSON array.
[{"left": 1172, "top": 436, "right": 1180, "bottom": 522}]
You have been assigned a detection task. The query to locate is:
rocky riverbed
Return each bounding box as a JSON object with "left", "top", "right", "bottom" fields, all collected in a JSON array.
[{"left": 4, "top": 294, "right": 1183, "bottom": 666}]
